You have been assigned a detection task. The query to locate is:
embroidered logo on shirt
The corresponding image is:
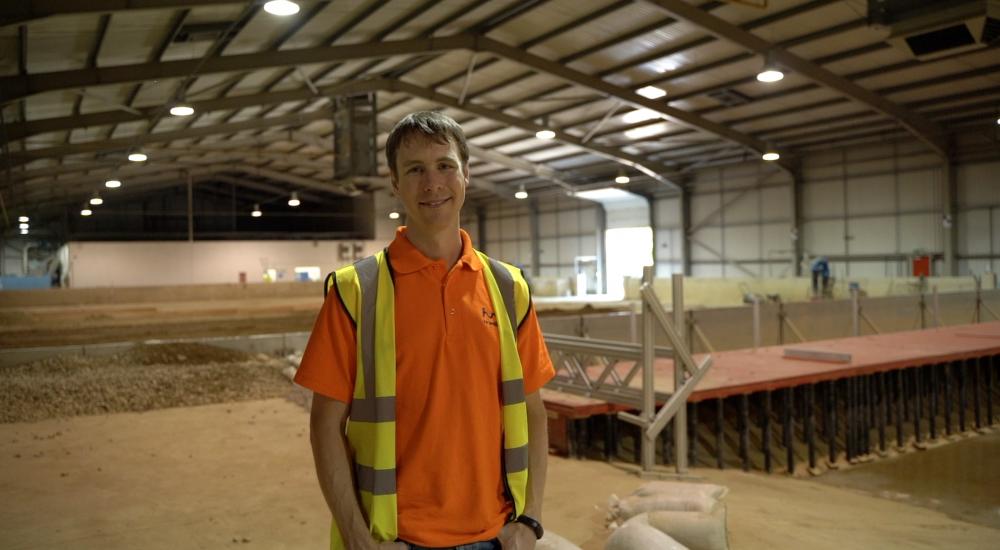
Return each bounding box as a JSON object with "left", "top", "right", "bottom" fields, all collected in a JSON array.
[{"left": 482, "top": 307, "right": 498, "bottom": 327}]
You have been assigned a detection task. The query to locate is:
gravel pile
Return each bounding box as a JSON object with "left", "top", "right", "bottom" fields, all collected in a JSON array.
[{"left": 1, "top": 343, "right": 293, "bottom": 423}]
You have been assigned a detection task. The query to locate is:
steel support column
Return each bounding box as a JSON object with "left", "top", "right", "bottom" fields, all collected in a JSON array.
[
  {"left": 943, "top": 161, "right": 958, "bottom": 275},
  {"left": 784, "top": 388, "right": 795, "bottom": 474},
  {"left": 681, "top": 186, "right": 692, "bottom": 276},
  {"left": 530, "top": 200, "right": 541, "bottom": 278},
  {"left": 716, "top": 397, "right": 725, "bottom": 469},
  {"left": 740, "top": 393, "right": 750, "bottom": 472},
  {"left": 791, "top": 167, "right": 804, "bottom": 276},
  {"left": 762, "top": 391, "right": 772, "bottom": 473},
  {"left": 673, "top": 273, "right": 688, "bottom": 473},
  {"left": 640, "top": 266, "right": 657, "bottom": 471}
]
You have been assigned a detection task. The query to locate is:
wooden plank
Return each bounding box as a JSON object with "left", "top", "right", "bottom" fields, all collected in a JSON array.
[{"left": 783, "top": 348, "right": 852, "bottom": 363}]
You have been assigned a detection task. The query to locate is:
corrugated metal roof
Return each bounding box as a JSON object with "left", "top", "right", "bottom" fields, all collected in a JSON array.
[{"left": 1, "top": 0, "right": 998, "bottom": 224}]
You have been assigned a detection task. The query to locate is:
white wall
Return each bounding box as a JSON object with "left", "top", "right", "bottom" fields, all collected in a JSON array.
[
  {"left": 654, "top": 196, "right": 684, "bottom": 276},
  {"left": 481, "top": 195, "right": 601, "bottom": 280},
  {"left": 676, "top": 161, "right": 795, "bottom": 278},
  {"left": 800, "top": 140, "right": 944, "bottom": 278},
  {"left": 482, "top": 201, "right": 534, "bottom": 271},
  {"left": 957, "top": 160, "right": 1000, "bottom": 275},
  {"left": 474, "top": 138, "right": 997, "bottom": 284},
  {"left": 66, "top": 240, "right": 383, "bottom": 288},
  {"left": 661, "top": 139, "right": 995, "bottom": 280}
]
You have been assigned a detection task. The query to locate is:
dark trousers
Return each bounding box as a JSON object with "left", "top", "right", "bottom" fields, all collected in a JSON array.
[{"left": 811, "top": 271, "right": 829, "bottom": 295}]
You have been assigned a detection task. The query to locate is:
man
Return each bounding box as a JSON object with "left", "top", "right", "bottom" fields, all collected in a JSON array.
[
  {"left": 295, "top": 111, "right": 554, "bottom": 550},
  {"left": 810, "top": 256, "right": 830, "bottom": 298}
]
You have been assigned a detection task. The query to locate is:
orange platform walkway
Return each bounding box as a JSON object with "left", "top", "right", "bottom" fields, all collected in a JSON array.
[{"left": 651, "top": 322, "right": 1000, "bottom": 402}]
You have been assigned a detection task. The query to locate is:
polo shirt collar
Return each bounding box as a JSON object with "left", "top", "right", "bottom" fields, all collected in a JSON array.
[{"left": 387, "top": 226, "right": 483, "bottom": 274}]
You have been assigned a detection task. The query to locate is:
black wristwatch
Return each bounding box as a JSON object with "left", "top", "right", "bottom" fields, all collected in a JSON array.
[{"left": 515, "top": 515, "right": 544, "bottom": 540}]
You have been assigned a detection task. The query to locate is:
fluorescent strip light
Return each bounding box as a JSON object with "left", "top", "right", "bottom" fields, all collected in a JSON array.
[{"left": 636, "top": 85, "right": 667, "bottom": 99}]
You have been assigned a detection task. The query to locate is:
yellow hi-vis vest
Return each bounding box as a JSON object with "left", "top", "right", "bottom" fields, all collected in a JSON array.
[{"left": 323, "top": 248, "right": 532, "bottom": 549}]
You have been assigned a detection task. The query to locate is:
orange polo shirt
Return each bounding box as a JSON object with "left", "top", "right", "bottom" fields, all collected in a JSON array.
[{"left": 295, "top": 227, "right": 554, "bottom": 547}]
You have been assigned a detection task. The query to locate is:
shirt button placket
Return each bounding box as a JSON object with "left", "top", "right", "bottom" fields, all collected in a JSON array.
[{"left": 438, "top": 265, "right": 453, "bottom": 331}]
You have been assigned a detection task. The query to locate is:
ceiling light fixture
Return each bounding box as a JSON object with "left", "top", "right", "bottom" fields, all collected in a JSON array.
[
  {"left": 388, "top": 209, "right": 401, "bottom": 220},
  {"left": 19, "top": 223, "right": 29, "bottom": 229},
  {"left": 514, "top": 185, "right": 528, "bottom": 200},
  {"left": 105, "top": 179, "right": 122, "bottom": 188},
  {"left": 18, "top": 216, "right": 29, "bottom": 223},
  {"left": 636, "top": 85, "right": 667, "bottom": 99},
  {"left": 615, "top": 170, "right": 630, "bottom": 185},
  {"left": 762, "top": 151, "right": 780, "bottom": 161},
  {"left": 264, "top": 0, "right": 300, "bottom": 16},
  {"left": 622, "top": 109, "right": 661, "bottom": 124},
  {"left": 169, "top": 104, "right": 195, "bottom": 117},
  {"left": 127, "top": 152, "right": 147, "bottom": 162},
  {"left": 535, "top": 115, "right": 555, "bottom": 140},
  {"left": 624, "top": 122, "right": 668, "bottom": 140},
  {"left": 81, "top": 206, "right": 93, "bottom": 217},
  {"left": 287, "top": 192, "right": 300, "bottom": 207},
  {"left": 756, "top": 52, "right": 784, "bottom": 83},
  {"left": 20, "top": 228, "right": 29, "bottom": 235},
  {"left": 251, "top": 204, "right": 262, "bottom": 218},
  {"left": 90, "top": 192, "right": 104, "bottom": 205},
  {"left": 652, "top": 58, "right": 678, "bottom": 73},
  {"left": 757, "top": 68, "right": 784, "bottom": 83}
]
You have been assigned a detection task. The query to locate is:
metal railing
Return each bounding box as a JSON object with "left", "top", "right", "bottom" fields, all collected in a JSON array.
[{"left": 544, "top": 267, "right": 713, "bottom": 474}]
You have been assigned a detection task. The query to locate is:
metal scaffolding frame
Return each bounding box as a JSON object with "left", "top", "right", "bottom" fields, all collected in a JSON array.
[{"left": 544, "top": 268, "right": 713, "bottom": 474}]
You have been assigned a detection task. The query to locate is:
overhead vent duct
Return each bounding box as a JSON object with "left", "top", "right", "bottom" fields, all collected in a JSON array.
[
  {"left": 707, "top": 88, "right": 752, "bottom": 107},
  {"left": 868, "top": 0, "right": 1000, "bottom": 60},
  {"left": 333, "top": 93, "right": 378, "bottom": 181},
  {"left": 173, "top": 22, "right": 235, "bottom": 43}
]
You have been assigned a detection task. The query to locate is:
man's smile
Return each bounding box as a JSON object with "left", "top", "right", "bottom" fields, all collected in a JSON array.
[{"left": 419, "top": 197, "right": 452, "bottom": 208}]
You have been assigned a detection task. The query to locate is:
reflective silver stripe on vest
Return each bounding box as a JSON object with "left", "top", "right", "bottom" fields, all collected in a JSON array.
[
  {"left": 487, "top": 258, "right": 517, "bottom": 334},
  {"left": 501, "top": 379, "right": 525, "bottom": 406},
  {"left": 350, "top": 396, "right": 397, "bottom": 422},
  {"left": 354, "top": 255, "right": 379, "bottom": 401},
  {"left": 504, "top": 444, "right": 529, "bottom": 472},
  {"left": 355, "top": 464, "right": 397, "bottom": 495}
]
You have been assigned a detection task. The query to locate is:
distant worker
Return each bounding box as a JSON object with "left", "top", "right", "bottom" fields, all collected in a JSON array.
[
  {"left": 296, "top": 111, "right": 554, "bottom": 550},
  {"left": 811, "top": 256, "right": 831, "bottom": 298}
]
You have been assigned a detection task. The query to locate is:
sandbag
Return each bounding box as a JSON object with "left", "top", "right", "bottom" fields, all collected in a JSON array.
[
  {"left": 606, "top": 516, "right": 688, "bottom": 550},
  {"left": 537, "top": 530, "right": 582, "bottom": 550},
  {"left": 642, "top": 506, "right": 729, "bottom": 550},
  {"left": 611, "top": 491, "right": 720, "bottom": 519},
  {"left": 609, "top": 481, "right": 728, "bottom": 521},
  {"left": 631, "top": 481, "right": 728, "bottom": 500}
]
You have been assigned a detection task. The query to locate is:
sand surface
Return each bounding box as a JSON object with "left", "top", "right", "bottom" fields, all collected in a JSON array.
[{"left": 2, "top": 396, "right": 998, "bottom": 550}]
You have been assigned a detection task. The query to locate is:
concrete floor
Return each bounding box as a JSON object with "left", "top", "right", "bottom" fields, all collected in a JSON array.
[{"left": 2, "top": 397, "right": 998, "bottom": 550}]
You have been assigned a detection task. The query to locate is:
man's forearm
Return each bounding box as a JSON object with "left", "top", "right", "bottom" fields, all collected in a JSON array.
[
  {"left": 310, "top": 395, "right": 374, "bottom": 550},
  {"left": 523, "top": 392, "right": 549, "bottom": 520}
]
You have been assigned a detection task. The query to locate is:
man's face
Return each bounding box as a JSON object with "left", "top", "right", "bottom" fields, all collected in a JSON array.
[{"left": 391, "top": 133, "right": 469, "bottom": 233}]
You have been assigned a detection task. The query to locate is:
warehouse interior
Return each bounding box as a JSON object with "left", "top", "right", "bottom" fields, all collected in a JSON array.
[{"left": 2, "top": 1, "right": 1000, "bottom": 549}]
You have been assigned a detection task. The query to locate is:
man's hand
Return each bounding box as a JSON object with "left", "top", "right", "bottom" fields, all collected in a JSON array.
[{"left": 498, "top": 522, "right": 536, "bottom": 550}]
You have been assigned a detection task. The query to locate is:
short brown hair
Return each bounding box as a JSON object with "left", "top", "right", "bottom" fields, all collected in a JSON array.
[{"left": 385, "top": 111, "right": 469, "bottom": 177}]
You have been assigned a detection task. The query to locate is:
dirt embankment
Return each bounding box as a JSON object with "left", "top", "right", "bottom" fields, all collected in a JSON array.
[{"left": 0, "top": 343, "right": 293, "bottom": 423}]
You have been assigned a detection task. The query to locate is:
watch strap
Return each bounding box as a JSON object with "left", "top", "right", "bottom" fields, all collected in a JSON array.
[{"left": 515, "top": 515, "right": 544, "bottom": 540}]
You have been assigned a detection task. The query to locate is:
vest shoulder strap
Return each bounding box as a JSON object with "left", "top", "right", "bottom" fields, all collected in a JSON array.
[
  {"left": 329, "top": 253, "right": 382, "bottom": 327},
  {"left": 479, "top": 252, "right": 531, "bottom": 329}
]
